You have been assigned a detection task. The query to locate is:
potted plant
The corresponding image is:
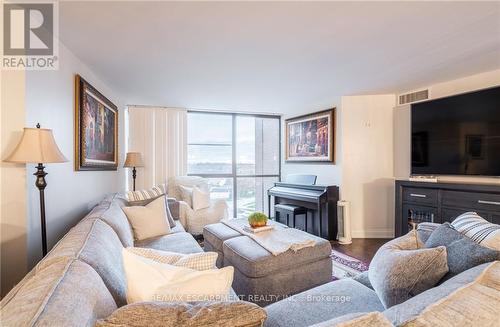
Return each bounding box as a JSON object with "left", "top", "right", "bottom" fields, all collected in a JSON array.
[{"left": 248, "top": 212, "right": 268, "bottom": 228}]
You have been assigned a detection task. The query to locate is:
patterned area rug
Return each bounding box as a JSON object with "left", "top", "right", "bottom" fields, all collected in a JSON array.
[{"left": 331, "top": 250, "right": 369, "bottom": 280}]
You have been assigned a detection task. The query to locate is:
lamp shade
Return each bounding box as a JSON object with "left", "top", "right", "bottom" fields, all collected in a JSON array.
[
  {"left": 4, "top": 127, "right": 68, "bottom": 164},
  {"left": 124, "top": 152, "right": 144, "bottom": 167}
]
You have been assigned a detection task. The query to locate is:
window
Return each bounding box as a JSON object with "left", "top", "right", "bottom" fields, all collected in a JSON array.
[{"left": 188, "top": 112, "right": 281, "bottom": 218}]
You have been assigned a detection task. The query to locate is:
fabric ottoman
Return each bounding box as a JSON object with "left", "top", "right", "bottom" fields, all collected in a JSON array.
[
  {"left": 216, "top": 227, "right": 332, "bottom": 306},
  {"left": 203, "top": 223, "right": 242, "bottom": 267}
]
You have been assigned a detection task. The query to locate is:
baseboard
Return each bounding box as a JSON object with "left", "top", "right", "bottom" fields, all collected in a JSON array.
[{"left": 351, "top": 229, "right": 394, "bottom": 238}]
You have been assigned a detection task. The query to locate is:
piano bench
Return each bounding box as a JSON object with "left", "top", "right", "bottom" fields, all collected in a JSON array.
[{"left": 275, "top": 204, "right": 307, "bottom": 229}]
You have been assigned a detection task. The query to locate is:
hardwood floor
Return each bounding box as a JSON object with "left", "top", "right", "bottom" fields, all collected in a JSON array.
[{"left": 330, "top": 238, "right": 392, "bottom": 264}]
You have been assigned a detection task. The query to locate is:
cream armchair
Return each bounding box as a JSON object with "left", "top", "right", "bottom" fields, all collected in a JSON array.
[{"left": 168, "top": 176, "right": 228, "bottom": 235}]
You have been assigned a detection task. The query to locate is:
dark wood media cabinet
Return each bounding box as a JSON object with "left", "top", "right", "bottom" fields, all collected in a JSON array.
[{"left": 395, "top": 180, "right": 500, "bottom": 237}]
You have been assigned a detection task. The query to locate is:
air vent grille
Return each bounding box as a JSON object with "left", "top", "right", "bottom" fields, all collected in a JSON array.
[{"left": 398, "top": 89, "right": 429, "bottom": 105}]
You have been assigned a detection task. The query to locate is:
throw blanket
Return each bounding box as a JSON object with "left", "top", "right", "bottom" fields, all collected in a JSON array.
[{"left": 221, "top": 218, "right": 316, "bottom": 256}]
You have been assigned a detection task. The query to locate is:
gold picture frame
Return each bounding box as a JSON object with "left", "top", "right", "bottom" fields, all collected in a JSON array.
[
  {"left": 74, "top": 74, "right": 118, "bottom": 171},
  {"left": 285, "top": 108, "right": 335, "bottom": 163}
]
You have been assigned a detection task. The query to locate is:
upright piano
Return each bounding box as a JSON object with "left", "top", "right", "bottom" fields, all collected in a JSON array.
[{"left": 267, "top": 182, "right": 339, "bottom": 240}]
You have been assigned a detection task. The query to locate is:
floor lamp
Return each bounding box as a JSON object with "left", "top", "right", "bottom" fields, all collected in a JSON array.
[
  {"left": 4, "top": 124, "right": 68, "bottom": 256},
  {"left": 124, "top": 152, "right": 144, "bottom": 191}
]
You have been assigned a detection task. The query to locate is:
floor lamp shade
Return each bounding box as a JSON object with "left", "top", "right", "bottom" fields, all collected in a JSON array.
[
  {"left": 5, "top": 127, "right": 68, "bottom": 163},
  {"left": 4, "top": 125, "right": 67, "bottom": 257},
  {"left": 124, "top": 152, "right": 144, "bottom": 168}
]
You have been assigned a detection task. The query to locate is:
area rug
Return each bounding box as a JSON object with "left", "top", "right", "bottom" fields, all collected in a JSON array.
[{"left": 331, "top": 250, "right": 369, "bottom": 280}]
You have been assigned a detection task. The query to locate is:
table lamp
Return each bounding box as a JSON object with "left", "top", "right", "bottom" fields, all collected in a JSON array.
[
  {"left": 124, "top": 152, "right": 144, "bottom": 191},
  {"left": 4, "top": 124, "right": 68, "bottom": 256}
]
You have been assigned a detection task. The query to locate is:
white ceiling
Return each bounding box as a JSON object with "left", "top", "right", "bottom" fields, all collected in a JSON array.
[{"left": 59, "top": 1, "right": 500, "bottom": 113}]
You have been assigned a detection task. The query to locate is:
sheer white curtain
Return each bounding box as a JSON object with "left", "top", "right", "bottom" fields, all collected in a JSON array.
[{"left": 127, "top": 106, "right": 187, "bottom": 190}]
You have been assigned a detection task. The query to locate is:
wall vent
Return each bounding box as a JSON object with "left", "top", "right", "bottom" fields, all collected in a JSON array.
[{"left": 398, "top": 89, "right": 429, "bottom": 105}]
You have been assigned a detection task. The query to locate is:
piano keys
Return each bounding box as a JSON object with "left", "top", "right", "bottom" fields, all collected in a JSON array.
[{"left": 267, "top": 182, "right": 339, "bottom": 240}]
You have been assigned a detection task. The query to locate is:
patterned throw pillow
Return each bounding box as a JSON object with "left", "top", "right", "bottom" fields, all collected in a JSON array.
[
  {"left": 126, "top": 247, "right": 218, "bottom": 271},
  {"left": 95, "top": 301, "right": 267, "bottom": 327},
  {"left": 368, "top": 230, "right": 448, "bottom": 308},
  {"left": 126, "top": 184, "right": 167, "bottom": 204},
  {"left": 451, "top": 212, "right": 500, "bottom": 250}
]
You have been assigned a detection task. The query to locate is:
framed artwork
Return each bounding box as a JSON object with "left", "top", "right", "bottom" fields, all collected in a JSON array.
[
  {"left": 285, "top": 108, "right": 335, "bottom": 163},
  {"left": 74, "top": 75, "right": 118, "bottom": 171}
]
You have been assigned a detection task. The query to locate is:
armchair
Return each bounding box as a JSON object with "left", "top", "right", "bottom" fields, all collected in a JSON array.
[{"left": 168, "top": 176, "right": 228, "bottom": 235}]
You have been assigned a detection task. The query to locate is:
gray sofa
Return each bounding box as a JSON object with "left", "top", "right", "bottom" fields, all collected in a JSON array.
[
  {"left": 1, "top": 194, "right": 496, "bottom": 327},
  {"left": 263, "top": 225, "right": 497, "bottom": 326},
  {"left": 0, "top": 193, "right": 205, "bottom": 326}
]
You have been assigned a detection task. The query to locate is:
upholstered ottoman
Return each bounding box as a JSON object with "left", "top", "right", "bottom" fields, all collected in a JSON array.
[
  {"left": 203, "top": 223, "right": 242, "bottom": 267},
  {"left": 203, "top": 222, "right": 332, "bottom": 306}
]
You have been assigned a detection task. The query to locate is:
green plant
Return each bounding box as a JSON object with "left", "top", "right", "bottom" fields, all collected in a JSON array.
[{"left": 248, "top": 212, "right": 268, "bottom": 228}]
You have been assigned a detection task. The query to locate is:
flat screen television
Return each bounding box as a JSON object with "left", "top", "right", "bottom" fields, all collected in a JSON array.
[{"left": 411, "top": 86, "right": 500, "bottom": 176}]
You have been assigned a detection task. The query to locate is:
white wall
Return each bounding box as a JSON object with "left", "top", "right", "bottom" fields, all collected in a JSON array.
[
  {"left": 0, "top": 41, "right": 126, "bottom": 296},
  {"left": 394, "top": 69, "right": 500, "bottom": 184},
  {"left": 341, "top": 95, "right": 396, "bottom": 238},
  {"left": 0, "top": 70, "right": 28, "bottom": 297}
]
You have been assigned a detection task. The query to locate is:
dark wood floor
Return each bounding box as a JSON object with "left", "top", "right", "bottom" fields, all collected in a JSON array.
[{"left": 330, "top": 238, "right": 392, "bottom": 264}]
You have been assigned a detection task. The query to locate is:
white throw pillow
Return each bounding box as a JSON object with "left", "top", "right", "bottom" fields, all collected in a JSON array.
[
  {"left": 126, "top": 247, "right": 218, "bottom": 270},
  {"left": 122, "top": 195, "right": 171, "bottom": 241},
  {"left": 178, "top": 185, "right": 193, "bottom": 207},
  {"left": 122, "top": 249, "right": 234, "bottom": 303},
  {"left": 192, "top": 186, "right": 211, "bottom": 211}
]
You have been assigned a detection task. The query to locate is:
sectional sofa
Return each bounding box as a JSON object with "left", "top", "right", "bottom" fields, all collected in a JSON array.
[
  {"left": 0, "top": 193, "right": 497, "bottom": 326},
  {"left": 0, "top": 193, "right": 204, "bottom": 325}
]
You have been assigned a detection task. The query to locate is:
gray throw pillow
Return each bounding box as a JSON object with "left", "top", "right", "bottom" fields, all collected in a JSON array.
[
  {"left": 425, "top": 223, "right": 499, "bottom": 282},
  {"left": 128, "top": 196, "right": 176, "bottom": 228},
  {"left": 369, "top": 230, "right": 448, "bottom": 308},
  {"left": 95, "top": 301, "right": 267, "bottom": 327}
]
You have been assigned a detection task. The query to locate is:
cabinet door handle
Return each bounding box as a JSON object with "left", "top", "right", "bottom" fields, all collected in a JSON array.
[
  {"left": 410, "top": 193, "right": 427, "bottom": 198},
  {"left": 478, "top": 200, "right": 500, "bottom": 206}
]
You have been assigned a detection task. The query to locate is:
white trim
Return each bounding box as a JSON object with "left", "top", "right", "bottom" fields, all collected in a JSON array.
[{"left": 351, "top": 229, "right": 394, "bottom": 238}]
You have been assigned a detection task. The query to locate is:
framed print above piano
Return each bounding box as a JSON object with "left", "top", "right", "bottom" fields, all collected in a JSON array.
[{"left": 285, "top": 108, "right": 335, "bottom": 163}]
